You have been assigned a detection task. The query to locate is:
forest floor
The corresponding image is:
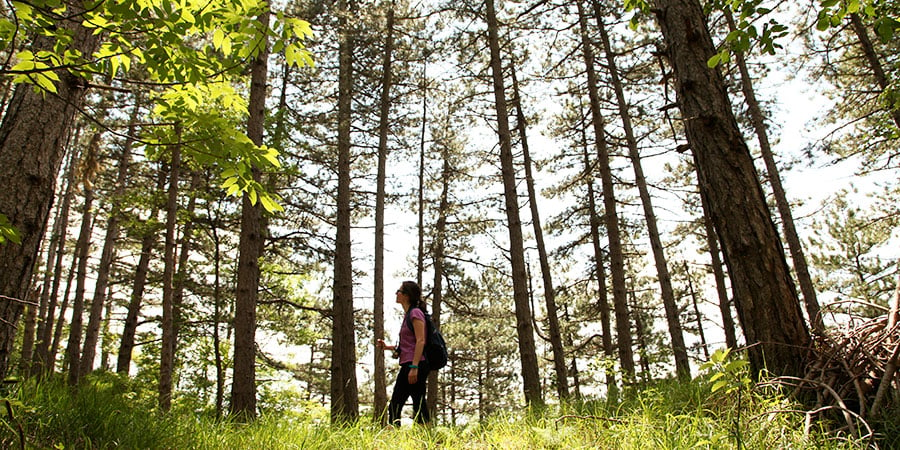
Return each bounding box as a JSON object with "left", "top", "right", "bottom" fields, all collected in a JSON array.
[{"left": 0, "top": 369, "right": 896, "bottom": 449}]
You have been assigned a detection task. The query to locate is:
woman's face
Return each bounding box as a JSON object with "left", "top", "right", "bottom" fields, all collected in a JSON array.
[{"left": 395, "top": 287, "right": 408, "bottom": 307}]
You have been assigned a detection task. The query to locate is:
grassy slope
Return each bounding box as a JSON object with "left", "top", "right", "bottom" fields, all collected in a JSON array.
[{"left": 0, "top": 372, "right": 890, "bottom": 449}]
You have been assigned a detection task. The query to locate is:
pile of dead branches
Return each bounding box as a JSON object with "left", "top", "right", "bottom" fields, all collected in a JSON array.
[{"left": 766, "top": 298, "right": 899, "bottom": 443}]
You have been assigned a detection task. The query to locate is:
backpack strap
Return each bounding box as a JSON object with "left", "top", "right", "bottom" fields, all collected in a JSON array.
[{"left": 405, "top": 308, "right": 431, "bottom": 336}]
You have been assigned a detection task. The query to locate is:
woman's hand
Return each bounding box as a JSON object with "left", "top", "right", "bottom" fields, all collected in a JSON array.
[
  {"left": 408, "top": 367, "right": 418, "bottom": 384},
  {"left": 376, "top": 339, "right": 388, "bottom": 351}
]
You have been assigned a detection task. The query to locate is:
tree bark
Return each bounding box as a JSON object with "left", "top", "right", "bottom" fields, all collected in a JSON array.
[
  {"left": 848, "top": 13, "right": 900, "bottom": 130},
  {"left": 230, "top": 10, "right": 271, "bottom": 420},
  {"left": 81, "top": 100, "right": 139, "bottom": 376},
  {"left": 684, "top": 262, "right": 710, "bottom": 359},
  {"left": 99, "top": 288, "right": 113, "bottom": 370},
  {"left": 50, "top": 246, "right": 78, "bottom": 371},
  {"left": 211, "top": 214, "right": 225, "bottom": 420},
  {"left": 117, "top": 164, "right": 165, "bottom": 374},
  {"left": 429, "top": 141, "right": 451, "bottom": 420},
  {"left": 591, "top": 0, "right": 689, "bottom": 379},
  {"left": 484, "top": 0, "right": 543, "bottom": 406},
  {"left": 373, "top": 2, "right": 395, "bottom": 423},
  {"left": 631, "top": 290, "right": 651, "bottom": 380},
  {"left": 158, "top": 127, "right": 182, "bottom": 412},
  {"left": 510, "top": 66, "right": 569, "bottom": 398},
  {"left": 18, "top": 288, "right": 39, "bottom": 375},
  {"left": 330, "top": 0, "right": 360, "bottom": 423},
  {"left": 581, "top": 107, "right": 617, "bottom": 395},
  {"left": 652, "top": 0, "right": 810, "bottom": 377},
  {"left": 64, "top": 167, "right": 96, "bottom": 386},
  {"left": 32, "top": 144, "right": 79, "bottom": 377},
  {"left": 417, "top": 60, "right": 428, "bottom": 288},
  {"left": 723, "top": 12, "right": 822, "bottom": 335},
  {"left": 699, "top": 187, "right": 738, "bottom": 349},
  {"left": 172, "top": 171, "right": 201, "bottom": 346},
  {"left": 576, "top": 0, "right": 635, "bottom": 379},
  {"left": 0, "top": 19, "right": 101, "bottom": 378}
]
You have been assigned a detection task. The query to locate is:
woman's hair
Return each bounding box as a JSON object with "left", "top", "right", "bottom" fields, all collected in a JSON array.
[{"left": 401, "top": 280, "right": 427, "bottom": 313}]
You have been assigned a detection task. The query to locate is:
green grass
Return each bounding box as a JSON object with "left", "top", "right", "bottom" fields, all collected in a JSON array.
[{"left": 0, "top": 372, "right": 886, "bottom": 449}]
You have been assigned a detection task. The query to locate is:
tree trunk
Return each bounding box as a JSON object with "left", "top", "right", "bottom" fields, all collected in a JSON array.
[
  {"left": 117, "top": 164, "right": 165, "bottom": 374},
  {"left": 723, "top": 12, "right": 823, "bottom": 335},
  {"left": 576, "top": 0, "right": 635, "bottom": 379},
  {"left": 510, "top": 66, "right": 569, "bottom": 398},
  {"left": 50, "top": 248, "right": 78, "bottom": 371},
  {"left": 684, "top": 262, "right": 710, "bottom": 359},
  {"left": 0, "top": 19, "right": 101, "bottom": 378},
  {"left": 99, "top": 288, "right": 113, "bottom": 370},
  {"left": 484, "top": 0, "right": 543, "bottom": 406},
  {"left": 18, "top": 288, "right": 39, "bottom": 375},
  {"left": 429, "top": 144, "right": 451, "bottom": 420},
  {"left": 329, "top": 0, "right": 360, "bottom": 424},
  {"left": 591, "top": 0, "right": 689, "bottom": 380},
  {"left": 158, "top": 127, "right": 182, "bottom": 412},
  {"left": 848, "top": 13, "right": 900, "bottom": 130},
  {"left": 581, "top": 113, "right": 617, "bottom": 395},
  {"left": 65, "top": 177, "right": 95, "bottom": 386},
  {"left": 417, "top": 60, "right": 428, "bottom": 288},
  {"left": 652, "top": 0, "right": 810, "bottom": 377},
  {"left": 631, "top": 290, "right": 651, "bottom": 381},
  {"left": 373, "top": 2, "right": 396, "bottom": 423},
  {"left": 211, "top": 216, "right": 225, "bottom": 420},
  {"left": 698, "top": 187, "right": 738, "bottom": 350},
  {"left": 32, "top": 144, "right": 79, "bottom": 377},
  {"left": 172, "top": 171, "right": 201, "bottom": 347},
  {"left": 230, "top": 10, "right": 271, "bottom": 420},
  {"left": 81, "top": 101, "right": 139, "bottom": 376},
  {"left": 889, "top": 271, "right": 899, "bottom": 332}
]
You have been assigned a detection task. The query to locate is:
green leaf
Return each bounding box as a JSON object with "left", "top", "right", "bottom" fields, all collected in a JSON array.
[
  {"left": 83, "top": 12, "right": 111, "bottom": 29},
  {"left": 725, "top": 29, "right": 741, "bottom": 42},
  {"left": 262, "top": 147, "right": 281, "bottom": 168},
  {"left": 830, "top": 14, "right": 842, "bottom": 27},
  {"left": 213, "top": 28, "right": 225, "bottom": 50},
  {"left": 221, "top": 176, "right": 239, "bottom": 189},
  {"left": 711, "top": 348, "right": 730, "bottom": 363},
  {"left": 707, "top": 53, "right": 722, "bottom": 68},
  {"left": 0, "top": 213, "right": 21, "bottom": 245},
  {"left": 292, "top": 19, "right": 313, "bottom": 38},
  {"left": 222, "top": 35, "right": 233, "bottom": 56},
  {"left": 711, "top": 380, "right": 729, "bottom": 393},
  {"left": 724, "top": 360, "right": 749, "bottom": 372},
  {"left": 874, "top": 17, "right": 898, "bottom": 43},
  {"left": 226, "top": 182, "right": 241, "bottom": 197},
  {"left": 180, "top": 8, "right": 195, "bottom": 24},
  {"left": 259, "top": 193, "right": 284, "bottom": 213},
  {"left": 12, "top": 2, "right": 34, "bottom": 22}
]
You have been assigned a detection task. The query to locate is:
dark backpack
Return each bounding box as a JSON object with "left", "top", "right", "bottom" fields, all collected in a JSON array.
[{"left": 405, "top": 310, "right": 448, "bottom": 370}]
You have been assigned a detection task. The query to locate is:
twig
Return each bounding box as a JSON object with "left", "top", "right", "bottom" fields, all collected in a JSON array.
[
  {"left": 0, "top": 295, "right": 37, "bottom": 307},
  {"left": 767, "top": 376, "right": 860, "bottom": 438},
  {"left": 554, "top": 414, "right": 625, "bottom": 429},
  {"left": 870, "top": 341, "right": 900, "bottom": 417},
  {"left": 4, "top": 399, "right": 24, "bottom": 450}
]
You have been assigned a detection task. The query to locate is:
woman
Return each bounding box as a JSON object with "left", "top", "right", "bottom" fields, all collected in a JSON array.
[{"left": 376, "top": 280, "right": 431, "bottom": 425}]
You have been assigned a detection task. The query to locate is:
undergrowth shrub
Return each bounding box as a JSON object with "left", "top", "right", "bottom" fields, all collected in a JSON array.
[
  {"left": 0, "top": 366, "right": 884, "bottom": 449},
  {"left": 0, "top": 372, "right": 188, "bottom": 448}
]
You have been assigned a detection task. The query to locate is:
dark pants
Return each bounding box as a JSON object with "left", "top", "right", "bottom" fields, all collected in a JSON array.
[{"left": 388, "top": 361, "right": 430, "bottom": 425}]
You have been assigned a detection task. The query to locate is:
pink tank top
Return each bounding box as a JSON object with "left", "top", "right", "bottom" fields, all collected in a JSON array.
[{"left": 398, "top": 308, "right": 426, "bottom": 364}]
